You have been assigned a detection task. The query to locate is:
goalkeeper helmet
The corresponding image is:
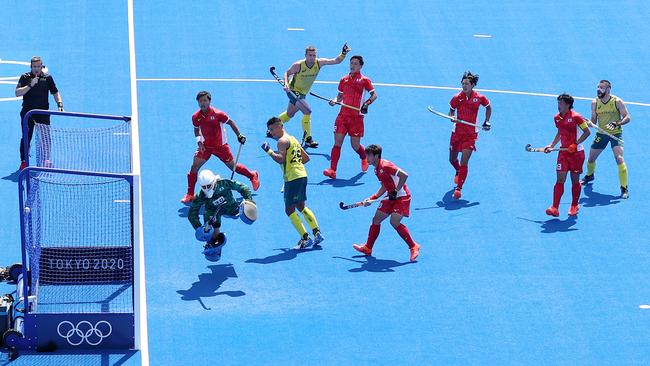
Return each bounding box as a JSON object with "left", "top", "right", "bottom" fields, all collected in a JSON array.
[{"left": 198, "top": 169, "right": 220, "bottom": 198}]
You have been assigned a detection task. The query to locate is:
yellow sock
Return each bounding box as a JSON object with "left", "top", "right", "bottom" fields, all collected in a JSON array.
[
  {"left": 288, "top": 212, "right": 307, "bottom": 237},
  {"left": 618, "top": 162, "right": 628, "bottom": 188},
  {"left": 587, "top": 161, "right": 596, "bottom": 176},
  {"left": 279, "top": 111, "right": 290, "bottom": 123},
  {"left": 301, "top": 114, "right": 312, "bottom": 137},
  {"left": 300, "top": 206, "right": 319, "bottom": 232}
]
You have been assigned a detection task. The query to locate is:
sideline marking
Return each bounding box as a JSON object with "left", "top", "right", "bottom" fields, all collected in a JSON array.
[
  {"left": 0, "top": 59, "right": 29, "bottom": 101},
  {"left": 640, "top": 305, "right": 650, "bottom": 309},
  {"left": 473, "top": 34, "right": 493, "bottom": 38},
  {"left": 287, "top": 28, "right": 305, "bottom": 31},
  {"left": 136, "top": 77, "right": 650, "bottom": 107}
]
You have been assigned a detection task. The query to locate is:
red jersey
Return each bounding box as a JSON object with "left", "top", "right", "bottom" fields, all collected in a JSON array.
[
  {"left": 337, "top": 72, "right": 375, "bottom": 115},
  {"left": 449, "top": 90, "right": 490, "bottom": 134},
  {"left": 375, "top": 159, "right": 410, "bottom": 198},
  {"left": 554, "top": 109, "right": 587, "bottom": 149},
  {"left": 192, "top": 106, "right": 229, "bottom": 147}
]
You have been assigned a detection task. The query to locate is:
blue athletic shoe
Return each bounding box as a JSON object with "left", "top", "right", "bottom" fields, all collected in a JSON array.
[
  {"left": 313, "top": 231, "right": 324, "bottom": 246},
  {"left": 293, "top": 237, "right": 313, "bottom": 250}
]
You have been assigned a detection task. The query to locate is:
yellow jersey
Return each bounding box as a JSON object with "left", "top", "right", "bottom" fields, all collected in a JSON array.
[
  {"left": 289, "top": 60, "right": 320, "bottom": 95},
  {"left": 283, "top": 135, "right": 307, "bottom": 182},
  {"left": 595, "top": 95, "right": 622, "bottom": 134}
]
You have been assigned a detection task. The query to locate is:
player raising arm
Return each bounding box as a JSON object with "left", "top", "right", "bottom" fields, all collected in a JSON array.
[{"left": 276, "top": 44, "right": 350, "bottom": 148}]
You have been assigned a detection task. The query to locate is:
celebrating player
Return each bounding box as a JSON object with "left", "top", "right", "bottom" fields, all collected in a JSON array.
[
  {"left": 323, "top": 55, "right": 377, "bottom": 179},
  {"left": 447, "top": 71, "right": 492, "bottom": 199},
  {"left": 262, "top": 117, "right": 324, "bottom": 249},
  {"left": 277, "top": 44, "right": 350, "bottom": 148},
  {"left": 581, "top": 80, "right": 631, "bottom": 199},
  {"left": 543, "top": 93, "right": 591, "bottom": 217},
  {"left": 180, "top": 91, "right": 260, "bottom": 204},
  {"left": 352, "top": 144, "right": 420, "bottom": 262},
  {"left": 188, "top": 169, "right": 254, "bottom": 261}
]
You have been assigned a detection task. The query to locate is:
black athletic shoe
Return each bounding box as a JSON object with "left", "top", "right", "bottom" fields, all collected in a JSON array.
[
  {"left": 581, "top": 174, "right": 594, "bottom": 185},
  {"left": 302, "top": 136, "right": 319, "bottom": 149},
  {"left": 621, "top": 186, "right": 629, "bottom": 199}
]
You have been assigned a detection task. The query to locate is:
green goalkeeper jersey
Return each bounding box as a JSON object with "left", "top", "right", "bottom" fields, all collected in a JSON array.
[{"left": 188, "top": 179, "right": 252, "bottom": 229}]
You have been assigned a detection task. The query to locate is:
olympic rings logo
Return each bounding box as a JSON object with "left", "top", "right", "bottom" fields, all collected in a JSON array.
[{"left": 57, "top": 320, "right": 113, "bottom": 346}]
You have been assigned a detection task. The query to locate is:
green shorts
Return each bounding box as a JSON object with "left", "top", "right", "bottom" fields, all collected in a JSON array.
[
  {"left": 284, "top": 177, "right": 307, "bottom": 206},
  {"left": 591, "top": 132, "right": 623, "bottom": 149}
]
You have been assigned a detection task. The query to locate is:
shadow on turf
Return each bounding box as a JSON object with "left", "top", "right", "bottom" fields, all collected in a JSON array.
[
  {"left": 245, "top": 245, "right": 323, "bottom": 265},
  {"left": 517, "top": 215, "right": 578, "bottom": 233},
  {"left": 177, "top": 264, "right": 245, "bottom": 310},
  {"left": 333, "top": 255, "right": 414, "bottom": 273},
  {"left": 414, "top": 189, "right": 480, "bottom": 211},
  {"left": 579, "top": 184, "right": 621, "bottom": 207},
  {"left": 1, "top": 170, "right": 20, "bottom": 183},
  {"left": 314, "top": 172, "right": 365, "bottom": 188},
  {"left": 307, "top": 151, "right": 331, "bottom": 161}
]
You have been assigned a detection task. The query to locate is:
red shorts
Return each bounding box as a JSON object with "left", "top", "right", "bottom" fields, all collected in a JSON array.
[
  {"left": 556, "top": 150, "right": 585, "bottom": 173},
  {"left": 449, "top": 132, "right": 478, "bottom": 152},
  {"left": 377, "top": 196, "right": 411, "bottom": 217},
  {"left": 194, "top": 143, "right": 234, "bottom": 163},
  {"left": 334, "top": 114, "right": 364, "bottom": 137}
]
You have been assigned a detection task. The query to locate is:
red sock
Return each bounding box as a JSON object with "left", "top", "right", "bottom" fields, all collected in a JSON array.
[
  {"left": 366, "top": 224, "right": 380, "bottom": 249},
  {"left": 552, "top": 183, "right": 564, "bottom": 208},
  {"left": 571, "top": 183, "right": 581, "bottom": 205},
  {"left": 451, "top": 159, "right": 460, "bottom": 172},
  {"left": 330, "top": 145, "right": 341, "bottom": 170},
  {"left": 396, "top": 224, "right": 416, "bottom": 248},
  {"left": 187, "top": 172, "right": 197, "bottom": 195},
  {"left": 356, "top": 145, "right": 366, "bottom": 160},
  {"left": 235, "top": 163, "right": 254, "bottom": 179},
  {"left": 457, "top": 165, "right": 468, "bottom": 188}
]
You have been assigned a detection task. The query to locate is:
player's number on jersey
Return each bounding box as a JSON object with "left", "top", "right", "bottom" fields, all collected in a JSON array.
[{"left": 289, "top": 148, "right": 302, "bottom": 165}]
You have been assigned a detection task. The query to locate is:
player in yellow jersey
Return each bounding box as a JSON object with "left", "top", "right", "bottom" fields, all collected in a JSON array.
[
  {"left": 262, "top": 116, "right": 324, "bottom": 249},
  {"left": 277, "top": 44, "right": 350, "bottom": 148},
  {"left": 581, "top": 80, "right": 631, "bottom": 199}
]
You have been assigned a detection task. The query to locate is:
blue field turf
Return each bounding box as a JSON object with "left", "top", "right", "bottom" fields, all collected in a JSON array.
[{"left": 1, "top": 1, "right": 650, "bottom": 364}]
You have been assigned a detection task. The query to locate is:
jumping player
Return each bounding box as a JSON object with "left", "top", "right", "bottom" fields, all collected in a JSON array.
[
  {"left": 543, "top": 93, "right": 591, "bottom": 217},
  {"left": 323, "top": 55, "right": 377, "bottom": 179},
  {"left": 581, "top": 80, "right": 631, "bottom": 199},
  {"left": 352, "top": 144, "right": 420, "bottom": 262},
  {"left": 262, "top": 117, "right": 324, "bottom": 249},
  {"left": 277, "top": 44, "right": 350, "bottom": 148},
  {"left": 188, "top": 169, "right": 253, "bottom": 260},
  {"left": 448, "top": 71, "right": 492, "bottom": 199},
  {"left": 181, "top": 91, "right": 260, "bottom": 203}
]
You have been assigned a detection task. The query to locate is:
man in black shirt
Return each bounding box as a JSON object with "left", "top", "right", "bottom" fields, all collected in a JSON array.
[{"left": 14, "top": 56, "right": 64, "bottom": 170}]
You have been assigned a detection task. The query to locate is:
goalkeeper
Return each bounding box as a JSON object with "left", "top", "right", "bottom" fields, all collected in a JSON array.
[{"left": 188, "top": 169, "right": 254, "bottom": 260}]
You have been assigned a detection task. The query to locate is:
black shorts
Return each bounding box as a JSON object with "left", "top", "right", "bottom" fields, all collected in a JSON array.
[
  {"left": 284, "top": 177, "right": 307, "bottom": 206},
  {"left": 286, "top": 90, "right": 306, "bottom": 105}
]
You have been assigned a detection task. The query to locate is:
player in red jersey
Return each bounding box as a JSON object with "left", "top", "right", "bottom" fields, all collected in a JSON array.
[
  {"left": 180, "top": 91, "right": 260, "bottom": 203},
  {"left": 323, "top": 55, "right": 377, "bottom": 179},
  {"left": 448, "top": 71, "right": 492, "bottom": 199},
  {"left": 543, "top": 93, "right": 591, "bottom": 217},
  {"left": 352, "top": 144, "right": 420, "bottom": 262}
]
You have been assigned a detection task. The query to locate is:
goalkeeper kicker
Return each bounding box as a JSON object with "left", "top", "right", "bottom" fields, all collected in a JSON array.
[{"left": 189, "top": 169, "right": 257, "bottom": 261}]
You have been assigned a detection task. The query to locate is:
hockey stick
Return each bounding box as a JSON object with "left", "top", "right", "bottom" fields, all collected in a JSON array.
[
  {"left": 339, "top": 199, "right": 376, "bottom": 210},
  {"left": 230, "top": 143, "right": 243, "bottom": 179},
  {"left": 525, "top": 144, "right": 568, "bottom": 153},
  {"left": 587, "top": 121, "right": 624, "bottom": 144},
  {"left": 309, "top": 91, "right": 361, "bottom": 111},
  {"left": 427, "top": 106, "right": 479, "bottom": 128},
  {"left": 270, "top": 66, "right": 301, "bottom": 100}
]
